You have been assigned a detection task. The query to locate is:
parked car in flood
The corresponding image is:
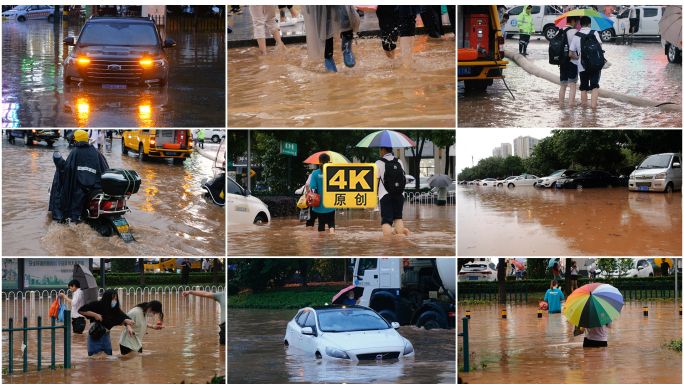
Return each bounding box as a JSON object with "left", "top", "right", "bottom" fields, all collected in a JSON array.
[
  {"left": 504, "top": 174, "right": 539, "bottom": 188},
  {"left": 458, "top": 262, "right": 498, "bottom": 282},
  {"left": 478, "top": 178, "right": 499, "bottom": 186},
  {"left": 496, "top": 176, "right": 517, "bottom": 187},
  {"left": 558, "top": 170, "right": 618, "bottom": 190},
  {"left": 468, "top": 179, "right": 481, "bottom": 185},
  {"left": 601, "top": 258, "right": 654, "bottom": 278},
  {"left": 628, "top": 153, "right": 682, "bottom": 193},
  {"left": 536, "top": 169, "right": 579, "bottom": 188}
]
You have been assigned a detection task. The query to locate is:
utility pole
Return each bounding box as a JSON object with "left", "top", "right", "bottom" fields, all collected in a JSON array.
[{"left": 247, "top": 130, "right": 251, "bottom": 191}]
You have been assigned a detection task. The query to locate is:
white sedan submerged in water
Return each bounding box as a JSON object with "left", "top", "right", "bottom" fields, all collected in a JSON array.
[{"left": 284, "top": 305, "right": 415, "bottom": 361}]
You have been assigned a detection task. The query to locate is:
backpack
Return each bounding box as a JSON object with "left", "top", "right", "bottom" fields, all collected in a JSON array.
[
  {"left": 548, "top": 27, "right": 569, "bottom": 65},
  {"left": 577, "top": 30, "right": 605, "bottom": 72},
  {"left": 380, "top": 158, "right": 406, "bottom": 195}
]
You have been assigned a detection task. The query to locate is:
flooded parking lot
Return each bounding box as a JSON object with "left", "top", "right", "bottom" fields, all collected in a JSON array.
[
  {"left": 2, "top": 135, "right": 225, "bottom": 256},
  {"left": 2, "top": 20, "right": 225, "bottom": 127},
  {"left": 458, "top": 40, "right": 682, "bottom": 127},
  {"left": 228, "top": 35, "right": 455, "bottom": 127},
  {"left": 457, "top": 302, "right": 682, "bottom": 383},
  {"left": 229, "top": 203, "right": 455, "bottom": 256},
  {"left": 458, "top": 185, "right": 682, "bottom": 256},
  {"left": 229, "top": 308, "right": 455, "bottom": 383}
]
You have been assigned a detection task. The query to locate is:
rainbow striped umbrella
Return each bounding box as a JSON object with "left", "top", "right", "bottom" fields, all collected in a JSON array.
[
  {"left": 356, "top": 130, "right": 417, "bottom": 148},
  {"left": 555, "top": 9, "right": 614, "bottom": 31},
  {"left": 303, "top": 151, "right": 351, "bottom": 164},
  {"left": 564, "top": 283, "right": 623, "bottom": 328}
]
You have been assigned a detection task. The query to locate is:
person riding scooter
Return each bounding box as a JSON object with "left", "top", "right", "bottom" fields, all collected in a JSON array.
[{"left": 49, "top": 129, "right": 110, "bottom": 223}]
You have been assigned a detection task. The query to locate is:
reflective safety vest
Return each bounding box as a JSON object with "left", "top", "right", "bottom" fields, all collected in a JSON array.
[{"left": 197, "top": 129, "right": 205, "bottom": 140}]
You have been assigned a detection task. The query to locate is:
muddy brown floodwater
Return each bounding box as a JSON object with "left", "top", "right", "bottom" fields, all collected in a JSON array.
[
  {"left": 229, "top": 204, "right": 455, "bottom": 256},
  {"left": 228, "top": 35, "right": 455, "bottom": 127},
  {"left": 229, "top": 308, "right": 455, "bottom": 383},
  {"left": 2, "top": 135, "right": 225, "bottom": 256},
  {"left": 457, "top": 302, "right": 682, "bottom": 383},
  {"left": 2, "top": 290, "right": 225, "bottom": 383},
  {"left": 458, "top": 185, "right": 682, "bottom": 256}
]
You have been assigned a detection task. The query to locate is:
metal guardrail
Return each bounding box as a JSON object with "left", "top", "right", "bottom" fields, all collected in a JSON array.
[
  {"left": 2, "top": 310, "right": 71, "bottom": 374},
  {"left": 612, "top": 280, "right": 677, "bottom": 300}
]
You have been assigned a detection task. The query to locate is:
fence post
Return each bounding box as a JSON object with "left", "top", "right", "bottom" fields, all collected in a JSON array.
[
  {"left": 51, "top": 315, "right": 56, "bottom": 370},
  {"left": 23, "top": 316, "right": 28, "bottom": 372},
  {"left": 31, "top": 291, "right": 36, "bottom": 319},
  {"left": 462, "top": 316, "right": 469, "bottom": 372},
  {"left": 65, "top": 310, "right": 71, "bottom": 370},
  {"left": 526, "top": 282, "right": 528, "bottom": 303},
  {"left": 37, "top": 316, "right": 42, "bottom": 371}
]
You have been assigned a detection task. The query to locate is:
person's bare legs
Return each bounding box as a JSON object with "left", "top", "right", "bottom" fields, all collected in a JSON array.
[
  {"left": 590, "top": 88, "right": 599, "bottom": 108},
  {"left": 568, "top": 83, "right": 576, "bottom": 105},
  {"left": 329, "top": 227, "right": 335, "bottom": 234},
  {"left": 400, "top": 36, "right": 414, "bottom": 69},
  {"left": 581, "top": 90, "right": 587, "bottom": 105},
  {"left": 384, "top": 50, "right": 396, "bottom": 59},
  {"left": 382, "top": 223, "right": 392, "bottom": 236},
  {"left": 395, "top": 219, "right": 405, "bottom": 236},
  {"left": 256, "top": 38, "right": 268, "bottom": 56},
  {"left": 290, "top": 7, "right": 299, "bottom": 19},
  {"left": 273, "top": 30, "right": 286, "bottom": 52},
  {"left": 559, "top": 84, "right": 567, "bottom": 103}
]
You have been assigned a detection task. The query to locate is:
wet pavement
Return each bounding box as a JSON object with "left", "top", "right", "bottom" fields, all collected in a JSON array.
[
  {"left": 229, "top": 308, "right": 455, "bottom": 383},
  {"left": 457, "top": 302, "right": 682, "bottom": 383},
  {"left": 458, "top": 185, "right": 682, "bottom": 256},
  {"left": 228, "top": 203, "right": 455, "bottom": 256},
  {"left": 458, "top": 39, "right": 683, "bottom": 127},
  {"left": 2, "top": 20, "right": 225, "bottom": 127},
  {"left": 228, "top": 35, "right": 455, "bottom": 127},
  {"left": 1, "top": 134, "right": 225, "bottom": 256},
  {"left": 2, "top": 291, "right": 225, "bottom": 383}
]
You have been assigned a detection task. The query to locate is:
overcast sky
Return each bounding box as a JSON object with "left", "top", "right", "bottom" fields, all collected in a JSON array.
[{"left": 456, "top": 128, "right": 554, "bottom": 175}]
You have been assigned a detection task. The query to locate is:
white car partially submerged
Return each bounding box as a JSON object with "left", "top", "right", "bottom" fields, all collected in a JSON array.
[
  {"left": 227, "top": 177, "right": 271, "bottom": 225},
  {"left": 284, "top": 306, "right": 415, "bottom": 362}
]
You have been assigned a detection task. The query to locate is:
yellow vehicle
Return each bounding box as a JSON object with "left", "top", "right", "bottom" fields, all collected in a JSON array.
[
  {"left": 122, "top": 129, "right": 193, "bottom": 163},
  {"left": 458, "top": 5, "right": 508, "bottom": 90},
  {"left": 144, "top": 258, "right": 202, "bottom": 273}
]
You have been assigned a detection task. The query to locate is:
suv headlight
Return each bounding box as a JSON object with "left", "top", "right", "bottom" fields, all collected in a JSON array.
[
  {"left": 629, "top": 173, "right": 635, "bottom": 180},
  {"left": 139, "top": 58, "right": 164, "bottom": 68},
  {"left": 403, "top": 340, "right": 414, "bottom": 355},
  {"left": 655, "top": 172, "right": 667, "bottom": 179},
  {"left": 325, "top": 347, "right": 350, "bottom": 359}
]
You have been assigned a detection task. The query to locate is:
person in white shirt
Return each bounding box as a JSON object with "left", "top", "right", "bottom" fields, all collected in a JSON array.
[
  {"left": 59, "top": 279, "right": 87, "bottom": 334},
  {"left": 375, "top": 147, "right": 411, "bottom": 236},
  {"left": 202, "top": 259, "right": 211, "bottom": 273},
  {"left": 559, "top": 16, "right": 580, "bottom": 105},
  {"left": 569, "top": 16, "right": 602, "bottom": 108},
  {"left": 88, "top": 129, "right": 105, "bottom": 152}
]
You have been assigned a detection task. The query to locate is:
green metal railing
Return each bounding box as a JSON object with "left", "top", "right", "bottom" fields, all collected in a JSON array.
[
  {"left": 458, "top": 317, "right": 469, "bottom": 372},
  {"left": 2, "top": 310, "right": 71, "bottom": 374},
  {"left": 458, "top": 282, "right": 528, "bottom": 303},
  {"left": 612, "top": 280, "right": 677, "bottom": 300}
]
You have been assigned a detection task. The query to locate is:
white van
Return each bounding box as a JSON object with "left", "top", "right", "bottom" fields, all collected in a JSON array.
[{"left": 629, "top": 153, "right": 682, "bottom": 193}]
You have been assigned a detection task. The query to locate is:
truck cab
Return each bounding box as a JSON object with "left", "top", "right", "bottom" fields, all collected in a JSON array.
[
  {"left": 352, "top": 258, "right": 455, "bottom": 330},
  {"left": 504, "top": 5, "right": 565, "bottom": 40},
  {"left": 458, "top": 5, "right": 508, "bottom": 91},
  {"left": 122, "top": 129, "right": 192, "bottom": 163}
]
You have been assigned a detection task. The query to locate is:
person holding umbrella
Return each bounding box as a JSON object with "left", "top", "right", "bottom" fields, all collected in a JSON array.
[
  {"left": 565, "top": 283, "right": 623, "bottom": 347},
  {"left": 333, "top": 286, "right": 363, "bottom": 306},
  {"left": 426, "top": 174, "right": 452, "bottom": 206},
  {"left": 59, "top": 280, "right": 87, "bottom": 334},
  {"left": 511, "top": 259, "right": 525, "bottom": 281}
]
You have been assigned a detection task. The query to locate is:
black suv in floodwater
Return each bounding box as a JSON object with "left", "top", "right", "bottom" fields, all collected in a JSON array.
[{"left": 63, "top": 16, "right": 176, "bottom": 86}]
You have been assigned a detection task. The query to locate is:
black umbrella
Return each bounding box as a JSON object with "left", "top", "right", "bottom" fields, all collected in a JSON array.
[
  {"left": 427, "top": 174, "right": 453, "bottom": 188},
  {"left": 73, "top": 263, "right": 98, "bottom": 304},
  {"left": 584, "top": 258, "right": 595, "bottom": 266}
]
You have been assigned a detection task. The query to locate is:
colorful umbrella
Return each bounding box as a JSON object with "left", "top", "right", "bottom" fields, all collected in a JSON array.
[
  {"left": 303, "top": 151, "right": 351, "bottom": 164},
  {"left": 564, "top": 283, "right": 623, "bottom": 328},
  {"left": 655, "top": 258, "right": 674, "bottom": 269},
  {"left": 511, "top": 259, "right": 525, "bottom": 270},
  {"left": 555, "top": 9, "right": 614, "bottom": 31},
  {"left": 548, "top": 258, "right": 559, "bottom": 268},
  {"left": 356, "top": 130, "right": 417, "bottom": 148}
]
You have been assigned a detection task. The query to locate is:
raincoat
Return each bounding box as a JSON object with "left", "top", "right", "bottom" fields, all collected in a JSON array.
[
  {"left": 518, "top": 5, "right": 535, "bottom": 35},
  {"left": 544, "top": 287, "right": 564, "bottom": 314},
  {"left": 197, "top": 129, "right": 205, "bottom": 140},
  {"left": 48, "top": 141, "right": 110, "bottom": 223}
]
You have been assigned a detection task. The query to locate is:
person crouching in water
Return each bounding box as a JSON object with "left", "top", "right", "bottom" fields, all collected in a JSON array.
[
  {"left": 119, "top": 300, "right": 165, "bottom": 355},
  {"left": 308, "top": 153, "right": 336, "bottom": 233},
  {"left": 78, "top": 289, "right": 135, "bottom": 356},
  {"left": 544, "top": 280, "right": 564, "bottom": 314}
]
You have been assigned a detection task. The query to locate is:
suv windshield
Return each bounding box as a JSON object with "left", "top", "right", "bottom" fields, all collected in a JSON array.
[
  {"left": 317, "top": 308, "right": 390, "bottom": 332},
  {"left": 79, "top": 23, "right": 159, "bottom": 46},
  {"left": 638, "top": 154, "right": 672, "bottom": 169},
  {"left": 549, "top": 170, "right": 564, "bottom": 177}
]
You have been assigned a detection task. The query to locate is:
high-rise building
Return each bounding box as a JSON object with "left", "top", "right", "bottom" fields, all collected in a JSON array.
[
  {"left": 514, "top": 136, "right": 540, "bottom": 159},
  {"left": 493, "top": 147, "right": 502, "bottom": 157},
  {"left": 501, "top": 143, "right": 512, "bottom": 157}
]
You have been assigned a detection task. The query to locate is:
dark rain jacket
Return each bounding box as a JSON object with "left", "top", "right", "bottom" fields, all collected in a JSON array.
[{"left": 48, "top": 141, "right": 110, "bottom": 223}]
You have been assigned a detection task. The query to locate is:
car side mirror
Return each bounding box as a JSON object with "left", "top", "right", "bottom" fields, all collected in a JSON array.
[
  {"left": 301, "top": 327, "right": 315, "bottom": 335},
  {"left": 244, "top": 189, "right": 251, "bottom": 197},
  {"left": 635, "top": 165, "right": 639, "bottom": 169},
  {"left": 673, "top": 162, "right": 681, "bottom": 168},
  {"left": 63, "top": 36, "right": 75, "bottom": 46},
  {"left": 638, "top": 266, "right": 644, "bottom": 270},
  {"left": 163, "top": 38, "right": 176, "bottom": 48},
  {"left": 392, "top": 322, "right": 400, "bottom": 329}
]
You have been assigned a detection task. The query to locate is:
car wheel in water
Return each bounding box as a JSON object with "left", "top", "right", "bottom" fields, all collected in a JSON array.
[
  {"left": 17, "top": 16, "right": 26, "bottom": 22},
  {"left": 46, "top": 141, "right": 53, "bottom": 146},
  {"left": 507, "top": 183, "right": 514, "bottom": 188},
  {"left": 665, "top": 183, "right": 674, "bottom": 193},
  {"left": 24, "top": 133, "right": 33, "bottom": 146},
  {"left": 121, "top": 137, "right": 128, "bottom": 154},
  {"left": 544, "top": 26, "right": 558, "bottom": 40},
  {"left": 600, "top": 28, "right": 614, "bottom": 42},
  {"left": 212, "top": 135, "right": 220, "bottom": 143},
  {"left": 576, "top": 184, "right": 583, "bottom": 191},
  {"left": 138, "top": 144, "right": 147, "bottom": 160},
  {"left": 253, "top": 215, "right": 266, "bottom": 224},
  {"left": 415, "top": 311, "right": 446, "bottom": 330},
  {"left": 667, "top": 44, "right": 682, "bottom": 64}
]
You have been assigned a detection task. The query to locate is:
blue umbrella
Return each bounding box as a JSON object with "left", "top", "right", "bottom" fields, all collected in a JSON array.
[{"left": 548, "top": 258, "right": 559, "bottom": 268}]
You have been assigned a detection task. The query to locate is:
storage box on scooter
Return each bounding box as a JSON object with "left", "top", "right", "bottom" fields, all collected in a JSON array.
[{"left": 102, "top": 169, "right": 141, "bottom": 196}]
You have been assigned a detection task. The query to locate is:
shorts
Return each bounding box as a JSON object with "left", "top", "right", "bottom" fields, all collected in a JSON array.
[
  {"left": 629, "top": 18, "right": 638, "bottom": 30},
  {"left": 380, "top": 194, "right": 404, "bottom": 226},
  {"left": 571, "top": 275, "right": 578, "bottom": 281},
  {"left": 120, "top": 345, "right": 143, "bottom": 355},
  {"left": 515, "top": 272, "right": 522, "bottom": 279},
  {"left": 579, "top": 70, "right": 601, "bottom": 91},
  {"left": 583, "top": 337, "right": 607, "bottom": 348},
  {"left": 559, "top": 62, "right": 578, "bottom": 85}
]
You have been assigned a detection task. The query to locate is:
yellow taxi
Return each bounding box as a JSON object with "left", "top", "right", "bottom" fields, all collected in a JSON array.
[{"left": 122, "top": 129, "right": 193, "bottom": 163}]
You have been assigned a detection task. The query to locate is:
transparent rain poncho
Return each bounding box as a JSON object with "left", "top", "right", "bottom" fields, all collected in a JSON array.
[{"left": 302, "top": 5, "right": 360, "bottom": 62}]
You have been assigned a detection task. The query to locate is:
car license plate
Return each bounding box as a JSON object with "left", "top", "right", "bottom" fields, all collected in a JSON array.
[
  {"left": 469, "top": 276, "right": 478, "bottom": 281},
  {"left": 556, "top": 183, "right": 562, "bottom": 188},
  {"left": 102, "top": 84, "right": 126, "bottom": 89},
  {"left": 165, "top": 151, "right": 178, "bottom": 156},
  {"left": 638, "top": 186, "right": 649, "bottom": 191},
  {"left": 458, "top": 66, "right": 472, "bottom": 75}
]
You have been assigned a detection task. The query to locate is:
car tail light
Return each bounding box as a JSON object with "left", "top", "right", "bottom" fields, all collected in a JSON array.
[
  {"left": 117, "top": 200, "right": 125, "bottom": 209},
  {"left": 484, "top": 271, "right": 492, "bottom": 274},
  {"left": 498, "top": 36, "right": 504, "bottom": 58},
  {"left": 459, "top": 272, "right": 466, "bottom": 275},
  {"left": 149, "top": 136, "right": 155, "bottom": 148}
]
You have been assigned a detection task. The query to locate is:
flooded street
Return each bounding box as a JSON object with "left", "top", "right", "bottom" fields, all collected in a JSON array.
[
  {"left": 457, "top": 302, "right": 682, "bottom": 383},
  {"left": 458, "top": 39, "right": 682, "bottom": 127},
  {"left": 229, "top": 308, "right": 455, "bottom": 383},
  {"left": 229, "top": 204, "right": 455, "bottom": 256},
  {"left": 2, "top": 290, "right": 225, "bottom": 383},
  {"left": 458, "top": 185, "right": 682, "bottom": 256},
  {"left": 2, "top": 134, "right": 225, "bottom": 256},
  {"left": 228, "top": 35, "right": 455, "bottom": 127},
  {"left": 2, "top": 20, "right": 225, "bottom": 127}
]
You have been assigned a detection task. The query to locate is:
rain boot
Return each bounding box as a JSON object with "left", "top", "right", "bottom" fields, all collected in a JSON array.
[
  {"left": 341, "top": 36, "right": 356, "bottom": 67},
  {"left": 518, "top": 41, "right": 523, "bottom": 55},
  {"left": 325, "top": 57, "right": 338, "bottom": 72}
]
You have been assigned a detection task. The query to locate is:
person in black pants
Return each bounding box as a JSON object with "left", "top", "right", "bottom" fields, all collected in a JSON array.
[
  {"left": 181, "top": 260, "right": 192, "bottom": 287},
  {"left": 375, "top": 5, "right": 418, "bottom": 62},
  {"left": 420, "top": 5, "right": 443, "bottom": 38}
]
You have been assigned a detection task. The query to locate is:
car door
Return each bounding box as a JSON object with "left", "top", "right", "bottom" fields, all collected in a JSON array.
[
  {"left": 636, "top": 260, "right": 649, "bottom": 277},
  {"left": 290, "top": 310, "right": 309, "bottom": 349},
  {"left": 640, "top": 7, "right": 660, "bottom": 35},
  {"left": 300, "top": 310, "right": 318, "bottom": 354},
  {"left": 228, "top": 178, "right": 249, "bottom": 225},
  {"left": 672, "top": 154, "right": 682, "bottom": 189},
  {"left": 28, "top": 5, "right": 49, "bottom": 20}
]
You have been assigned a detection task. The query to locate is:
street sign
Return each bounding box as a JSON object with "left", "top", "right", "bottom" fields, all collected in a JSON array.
[
  {"left": 280, "top": 141, "right": 297, "bottom": 156},
  {"left": 323, "top": 164, "right": 377, "bottom": 208},
  {"left": 250, "top": 169, "right": 256, "bottom": 177}
]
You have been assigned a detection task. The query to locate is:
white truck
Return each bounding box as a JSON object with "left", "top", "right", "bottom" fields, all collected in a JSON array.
[
  {"left": 351, "top": 258, "right": 455, "bottom": 330},
  {"left": 504, "top": 5, "right": 565, "bottom": 41},
  {"left": 603, "top": 6, "right": 666, "bottom": 42}
]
